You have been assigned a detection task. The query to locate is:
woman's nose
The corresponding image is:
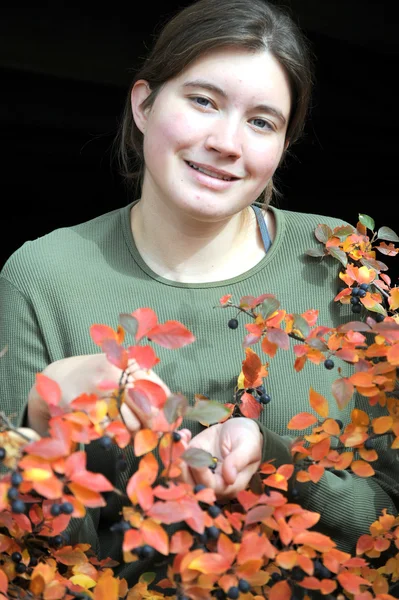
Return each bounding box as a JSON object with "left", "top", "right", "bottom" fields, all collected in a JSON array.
[{"left": 205, "top": 118, "right": 242, "bottom": 159}]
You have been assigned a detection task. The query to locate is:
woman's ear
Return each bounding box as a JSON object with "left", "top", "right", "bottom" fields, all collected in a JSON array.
[{"left": 131, "top": 80, "right": 152, "bottom": 134}]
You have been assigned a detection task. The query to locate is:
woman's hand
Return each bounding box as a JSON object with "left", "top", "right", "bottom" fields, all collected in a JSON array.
[
  {"left": 27, "top": 353, "right": 170, "bottom": 437},
  {"left": 179, "top": 417, "right": 263, "bottom": 501}
]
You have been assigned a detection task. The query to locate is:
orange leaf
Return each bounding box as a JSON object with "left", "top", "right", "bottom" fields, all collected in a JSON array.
[
  {"left": 141, "top": 519, "right": 169, "bottom": 556},
  {"left": 337, "top": 571, "right": 371, "bottom": 594},
  {"left": 311, "top": 437, "right": 331, "bottom": 461},
  {"left": 276, "top": 550, "right": 297, "bottom": 569},
  {"left": 134, "top": 429, "right": 159, "bottom": 456},
  {"left": 293, "top": 531, "right": 336, "bottom": 552},
  {"left": 53, "top": 547, "right": 88, "bottom": 566},
  {"left": 261, "top": 335, "right": 278, "bottom": 357},
  {"left": 35, "top": 373, "right": 61, "bottom": 406},
  {"left": 269, "top": 579, "right": 291, "bottom": 600},
  {"left": 170, "top": 530, "right": 193, "bottom": 554},
  {"left": 70, "top": 470, "right": 113, "bottom": 493},
  {"left": 90, "top": 324, "right": 119, "bottom": 346},
  {"left": 308, "top": 464, "right": 324, "bottom": 483},
  {"left": 146, "top": 320, "right": 195, "bottom": 349},
  {"left": 93, "top": 573, "right": 119, "bottom": 600},
  {"left": 122, "top": 529, "right": 143, "bottom": 552},
  {"left": 217, "top": 533, "right": 237, "bottom": 566},
  {"left": 0, "top": 570, "right": 8, "bottom": 594},
  {"left": 242, "top": 348, "right": 267, "bottom": 388},
  {"left": 387, "top": 343, "right": 399, "bottom": 366},
  {"left": 372, "top": 415, "right": 393, "bottom": 434},
  {"left": 188, "top": 553, "right": 231, "bottom": 574},
  {"left": 68, "top": 483, "right": 107, "bottom": 508},
  {"left": 309, "top": 388, "right": 329, "bottom": 418},
  {"left": 130, "top": 379, "right": 167, "bottom": 409},
  {"left": 287, "top": 412, "right": 317, "bottom": 430},
  {"left": 350, "top": 460, "right": 375, "bottom": 477},
  {"left": 240, "top": 392, "right": 262, "bottom": 419}
]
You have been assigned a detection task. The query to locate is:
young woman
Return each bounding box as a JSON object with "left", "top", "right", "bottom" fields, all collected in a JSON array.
[{"left": 1, "top": 0, "right": 398, "bottom": 585}]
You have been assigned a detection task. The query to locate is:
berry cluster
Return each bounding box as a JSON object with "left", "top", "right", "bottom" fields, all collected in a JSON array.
[{"left": 349, "top": 282, "right": 369, "bottom": 314}]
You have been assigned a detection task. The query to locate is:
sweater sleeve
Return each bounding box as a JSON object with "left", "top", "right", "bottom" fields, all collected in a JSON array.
[
  {"left": 0, "top": 275, "right": 50, "bottom": 427},
  {"left": 256, "top": 406, "right": 399, "bottom": 554}
]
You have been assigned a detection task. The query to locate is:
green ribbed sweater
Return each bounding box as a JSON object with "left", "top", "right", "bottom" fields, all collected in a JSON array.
[{"left": 1, "top": 203, "right": 398, "bottom": 584}]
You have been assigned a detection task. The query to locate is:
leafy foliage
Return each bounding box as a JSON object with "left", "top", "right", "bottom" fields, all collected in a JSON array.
[{"left": 1, "top": 214, "right": 399, "bottom": 599}]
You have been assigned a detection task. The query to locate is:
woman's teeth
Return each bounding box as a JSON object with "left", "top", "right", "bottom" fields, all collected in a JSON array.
[{"left": 187, "top": 161, "right": 232, "bottom": 181}]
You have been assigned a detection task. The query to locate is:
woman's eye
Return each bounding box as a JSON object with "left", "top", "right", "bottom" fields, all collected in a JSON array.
[
  {"left": 250, "top": 118, "right": 273, "bottom": 130},
  {"left": 192, "top": 96, "right": 212, "bottom": 108}
]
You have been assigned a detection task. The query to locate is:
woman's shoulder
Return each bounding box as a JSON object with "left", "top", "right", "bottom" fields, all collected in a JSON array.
[
  {"left": 272, "top": 205, "right": 353, "bottom": 230},
  {"left": 1, "top": 204, "right": 133, "bottom": 286}
]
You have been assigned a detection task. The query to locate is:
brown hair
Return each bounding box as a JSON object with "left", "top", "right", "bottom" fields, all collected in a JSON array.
[{"left": 114, "top": 0, "right": 314, "bottom": 203}]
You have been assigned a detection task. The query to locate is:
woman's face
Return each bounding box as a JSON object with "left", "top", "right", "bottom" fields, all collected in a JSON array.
[{"left": 133, "top": 47, "right": 291, "bottom": 222}]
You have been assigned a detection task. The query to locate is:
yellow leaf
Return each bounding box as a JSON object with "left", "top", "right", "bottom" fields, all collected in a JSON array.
[
  {"left": 389, "top": 287, "right": 399, "bottom": 311},
  {"left": 69, "top": 574, "right": 97, "bottom": 589},
  {"left": 24, "top": 468, "right": 52, "bottom": 482},
  {"left": 134, "top": 429, "right": 159, "bottom": 457}
]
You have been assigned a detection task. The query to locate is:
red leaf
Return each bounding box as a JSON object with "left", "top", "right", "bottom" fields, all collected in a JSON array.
[
  {"left": 68, "top": 483, "right": 107, "bottom": 508},
  {"left": 101, "top": 339, "right": 128, "bottom": 371},
  {"left": 0, "top": 570, "right": 8, "bottom": 594},
  {"left": 131, "top": 308, "right": 158, "bottom": 342},
  {"left": 240, "top": 392, "right": 262, "bottom": 419},
  {"left": 147, "top": 320, "right": 195, "bottom": 349},
  {"left": 219, "top": 294, "right": 232, "bottom": 306},
  {"left": 130, "top": 379, "right": 167, "bottom": 409},
  {"left": 127, "top": 345, "right": 160, "bottom": 369},
  {"left": 35, "top": 373, "right": 61, "bottom": 406}
]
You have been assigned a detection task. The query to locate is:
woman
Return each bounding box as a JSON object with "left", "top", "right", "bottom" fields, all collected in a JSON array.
[{"left": 1, "top": 0, "right": 397, "bottom": 585}]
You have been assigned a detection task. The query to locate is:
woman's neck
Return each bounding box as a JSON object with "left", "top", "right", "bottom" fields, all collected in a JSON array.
[{"left": 130, "top": 197, "right": 270, "bottom": 283}]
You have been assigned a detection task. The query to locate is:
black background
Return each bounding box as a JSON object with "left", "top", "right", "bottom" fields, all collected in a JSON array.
[{"left": 1, "top": 0, "right": 397, "bottom": 278}]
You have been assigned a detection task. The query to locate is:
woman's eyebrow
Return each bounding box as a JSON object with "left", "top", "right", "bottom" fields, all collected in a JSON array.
[{"left": 182, "top": 79, "right": 286, "bottom": 124}]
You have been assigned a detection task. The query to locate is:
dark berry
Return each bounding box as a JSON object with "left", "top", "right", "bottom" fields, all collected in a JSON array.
[
  {"left": 324, "top": 358, "right": 334, "bottom": 370},
  {"left": 364, "top": 437, "right": 374, "bottom": 450},
  {"left": 350, "top": 296, "right": 360, "bottom": 305},
  {"left": 358, "top": 289, "right": 366, "bottom": 298},
  {"left": 60, "top": 502, "right": 74, "bottom": 515},
  {"left": 351, "top": 287, "right": 360, "bottom": 296},
  {"left": 206, "top": 526, "right": 220, "bottom": 540},
  {"left": 207, "top": 505, "right": 221, "bottom": 518},
  {"left": 11, "top": 552, "right": 22, "bottom": 562},
  {"left": 271, "top": 572, "right": 282, "bottom": 582},
  {"left": 259, "top": 393, "right": 271, "bottom": 405},
  {"left": 172, "top": 431, "right": 181, "bottom": 442},
  {"left": 15, "top": 563, "right": 26, "bottom": 574},
  {"left": 11, "top": 499, "right": 26, "bottom": 514},
  {"left": 351, "top": 304, "right": 362, "bottom": 314},
  {"left": 335, "top": 419, "right": 343, "bottom": 429},
  {"left": 213, "top": 591, "right": 226, "bottom": 600},
  {"left": 194, "top": 484, "right": 206, "bottom": 493},
  {"left": 0, "top": 447, "right": 6, "bottom": 461},
  {"left": 99, "top": 436, "right": 112, "bottom": 449},
  {"left": 291, "top": 487, "right": 299, "bottom": 499},
  {"left": 11, "top": 472, "right": 23, "bottom": 487},
  {"left": 7, "top": 486, "right": 19, "bottom": 500},
  {"left": 375, "top": 313, "right": 385, "bottom": 322},
  {"left": 50, "top": 504, "right": 62, "bottom": 517},
  {"left": 228, "top": 318, "right": 239, "bottom": 330},
  {"left": 116, "top": 457, "right": 128, "bottom": 471},
  {"left": 138, "top": 544, "right": 154, "bottom": 560},
  {"left": 238, "top": 579, "right": 250, "bottom": 593},
  {"left": 51, "top": 535, "right": 64, "bottom": 548},
  {"left": 110, "top": 520, "right": 131, "bottom": 533},
  {"left": 359, "top": 283, "right": 370, "bottom": 291},
  {"left": 29, "top": 557, "right": 38, "bottom": 567},
  {"left": 227, "top": 586, "right": 239, "bottom": 599},
  {"left": 256, "top": 385, "right": 266, "bottom": 395}
]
